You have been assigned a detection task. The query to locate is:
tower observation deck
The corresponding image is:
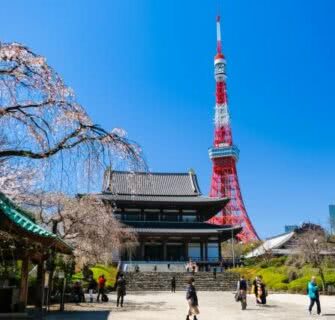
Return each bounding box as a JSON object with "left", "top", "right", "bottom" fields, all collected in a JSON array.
[{"left": 208, "top": 16, "right": 259, "bottom": 242}]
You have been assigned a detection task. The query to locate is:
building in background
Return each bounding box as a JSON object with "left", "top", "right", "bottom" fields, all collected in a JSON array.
[
  {"left": 284, "top": 225, "right": 298, "bottom": 233},
  {"left": 329, "top": 204, "right": 335, "bottom": 233}
]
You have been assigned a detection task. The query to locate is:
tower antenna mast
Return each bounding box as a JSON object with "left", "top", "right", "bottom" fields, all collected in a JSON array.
[{"left": 208, "top": 14, "right": 259, "bottom": 242}]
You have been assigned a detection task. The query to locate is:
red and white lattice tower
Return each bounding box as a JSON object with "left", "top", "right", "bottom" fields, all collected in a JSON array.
[{"left": 208, "top": 16, "right": 259, "bottom": 242}]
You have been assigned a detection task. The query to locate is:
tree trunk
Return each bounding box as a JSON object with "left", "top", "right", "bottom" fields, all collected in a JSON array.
[{"left": 318, "top": 267, "right": 326, "bottom": 292}]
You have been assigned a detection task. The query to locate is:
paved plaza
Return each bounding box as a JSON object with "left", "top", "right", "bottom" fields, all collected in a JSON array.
[{"left": 46, "top": 292, "right": 335, "bottom": 320}]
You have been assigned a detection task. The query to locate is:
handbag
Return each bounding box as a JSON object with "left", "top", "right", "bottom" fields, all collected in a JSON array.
[{"left": 235, "top": 292, "right": 242, "bottom": 302}]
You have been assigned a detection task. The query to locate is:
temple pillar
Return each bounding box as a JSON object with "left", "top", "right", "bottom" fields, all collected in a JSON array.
[
  {"left": 204, "top": 241, "right": 208, "bottom": 261},
  {"left": 184, "top": 240, "right": 189, "bottom": 261},
  {"left": 19, "top": 255, "right": 29, "bottom": 311},
  {"left": 200, "top": 242, "right": 204, "bottom": 261},
  {"left": 218, "top": 237, "right": 222, "bottom": 261},
  {"left": 163, "top": 240, "right": 167, "bottom": 261},
  {"left": 140, "top": 241, "right": 145, "bottom": 260},
  {"left": 35, "top": 260, "right": 45, "bottom": 309}
]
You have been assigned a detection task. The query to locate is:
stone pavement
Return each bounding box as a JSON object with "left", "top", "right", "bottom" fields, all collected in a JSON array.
[{"left": 46, "top": 292, "right": 335, "bottom": 320}]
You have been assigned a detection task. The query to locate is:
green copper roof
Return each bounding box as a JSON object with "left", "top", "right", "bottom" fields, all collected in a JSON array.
[{"left": 0, "top": 192, "right": 56, "bottom": 238}]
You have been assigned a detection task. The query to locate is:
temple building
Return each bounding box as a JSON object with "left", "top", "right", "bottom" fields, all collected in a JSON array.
[{"left": 95, "top": 169, "right": 241, "bottom": 267}]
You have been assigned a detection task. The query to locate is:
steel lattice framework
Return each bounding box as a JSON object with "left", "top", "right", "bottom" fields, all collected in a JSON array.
[{"left": 208, "top": 16, "right": 259, "bottom": 242}]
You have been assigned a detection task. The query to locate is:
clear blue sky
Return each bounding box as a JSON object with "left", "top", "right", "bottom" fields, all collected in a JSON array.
[{"left": 2, "top": 0, "right": 335, "bottom": 238}]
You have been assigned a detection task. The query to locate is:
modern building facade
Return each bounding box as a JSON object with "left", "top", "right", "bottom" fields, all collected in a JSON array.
[
  {"left": 284, "top": 225, "right": 298, "bottom": 233},
  {"left": 329, "top": 205, "right": 335, "bottom": 233},
  {"left": 96, "top": 169, "right": 241, "bottom": 266}
]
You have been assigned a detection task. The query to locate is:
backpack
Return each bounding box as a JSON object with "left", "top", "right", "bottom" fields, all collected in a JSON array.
[{"left": 102, "top": 293, "right": 109, "bottom": 302}]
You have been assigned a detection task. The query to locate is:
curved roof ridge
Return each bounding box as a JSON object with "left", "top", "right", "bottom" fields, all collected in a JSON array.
[
  {"left": 112, "top": 170, "right": 193, "bottom": 176},
  {"left": 106, "top": 170, "right": 203, "bottom": 196}
]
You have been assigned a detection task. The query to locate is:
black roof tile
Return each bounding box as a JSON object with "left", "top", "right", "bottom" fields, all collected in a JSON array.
[{"left": 104, "top": 170, "right": 201, "bottom": 196}]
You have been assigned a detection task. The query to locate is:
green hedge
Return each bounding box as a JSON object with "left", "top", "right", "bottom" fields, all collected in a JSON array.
[{"left": 232, "top": 259, "right": 335, "bottom": 293}]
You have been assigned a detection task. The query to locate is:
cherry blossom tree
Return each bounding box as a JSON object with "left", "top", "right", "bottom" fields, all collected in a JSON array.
[
  {"left": 0, "top": 42, "right": 145, "bottom": 196},
  {"left": 23, "top": 192, "right": 137, "bottom": 266},
  {"left": 0, "top": 42, "right": 144, "bottom": 263}
]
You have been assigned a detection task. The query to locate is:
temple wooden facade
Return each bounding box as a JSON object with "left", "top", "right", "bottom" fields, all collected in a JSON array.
[{"left": 96, "top": 169, "right": 241, "bottom": 266}]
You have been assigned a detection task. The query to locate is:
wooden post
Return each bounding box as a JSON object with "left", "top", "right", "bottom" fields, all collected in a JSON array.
[
  {"left": 218, "top": 236, "right": 222, "bottom": 262},
  {"left": 163, "top": 240, "right": 167, "bottom": 261},
  {"left": 36, "top": 260, "right": 45, "bottom": 309},
  {"left": 204, "top": 241, "right": 208, "bottom": 261},
  {"left": 184, "top": 240, "right": 189, "bottom": 261},
  {"left": 140, "top": 241, "right": 145, "bottom": 260},
  {"left": 19, "top": 256, "right": 29, "bottom": 311}
]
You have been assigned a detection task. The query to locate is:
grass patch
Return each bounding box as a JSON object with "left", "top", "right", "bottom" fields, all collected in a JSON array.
[{"left": 72, "top": 264, "right": 117, "bottom": 288}]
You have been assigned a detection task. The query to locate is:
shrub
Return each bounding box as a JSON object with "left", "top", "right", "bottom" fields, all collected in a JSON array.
[
  {"left": 287, "top": 276, "right": 311, "bottom": 293},
  {"left": 271, "top": 283, "right": 289, "bottom": 291},
  {"left": 325, "top": 271, "right": 335, "bottom": 285},
  {"left": 287, "top": 269, "right": 299, "bottom": 282},
  {"left": 233, "top": 257, "right": 335, "bottom": 293},
  {"left": 268, "top": 256, "right": 287, "bottom": 267},
  {"left": 72, "top": 264, "right": 117, "bottom": 287}
]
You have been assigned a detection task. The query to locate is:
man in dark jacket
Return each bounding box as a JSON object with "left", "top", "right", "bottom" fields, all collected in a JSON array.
[
  {"left": 237, "top": 275, "right": 248, "bottom": 310},
  {"left": 186, "top": 277, "right": 199, "bottom": 320},
  {"left": 171, "top": 276, "right": 176, "bottom": 293},
  {"left": 87, "top": 277, "right": 97, "bottom": 303},
  {"left": 116, "top": 274, "right": 127, "bottom": 307}
]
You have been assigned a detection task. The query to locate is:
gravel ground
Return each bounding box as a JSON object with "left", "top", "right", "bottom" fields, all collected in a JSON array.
[{"left": 46, "top": 292, "right": 335, "bottom": 320}]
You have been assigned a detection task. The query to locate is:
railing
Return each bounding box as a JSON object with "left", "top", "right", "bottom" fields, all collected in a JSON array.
[{"left": 123, "top": 257, "right": 221, "bottom": 263}]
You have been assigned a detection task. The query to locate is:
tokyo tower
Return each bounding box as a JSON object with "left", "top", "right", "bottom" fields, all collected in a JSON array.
[{"left": 208, "top": 16, "right": 259, "bottom": 242}]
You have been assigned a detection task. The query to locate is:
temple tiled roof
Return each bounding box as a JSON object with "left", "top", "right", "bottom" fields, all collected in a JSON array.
[
  {"left": 103, "top": 170, "right": 202, "bottom": 196},
  {"left": 123, "top": 221, "right": 242, "bottom": 237},
  {"left": 95, "top": 193, "right": 228, "bottom": 206},
  {"left": 99, "top": 170, "right": 229, "bottom": 209},
  {"left": 0, "top": 193, "right": 72, "bottom": 253},
  {"left": 0, "top": 193, "right": 55, "bottom": 238},
  {"left": 123, "top": 221, "right": 235, "bottom": 229}
]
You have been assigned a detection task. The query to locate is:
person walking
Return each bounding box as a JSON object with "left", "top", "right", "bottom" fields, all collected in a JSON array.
[
  {"left": 307, "top": 276, "right": 321, "bottom": 315},
  {"left": 87, "top": 276, "right": 97, "bottom": 303},
  {"left": 192, "top": 263, "right": 197, "bottom": 275},
  {"left": 171, "top": 276, "right": 176, "bottom": 293},
  {"left": 252, "top": 276, "right": 259, "bottom": 303},
  {"left": 186, "top": 277, "right": 199, "bottom": 320},
  {"left": 97, "top": 274, "right": 106, "bottom": 302},
  {"left": 116, "top": 274, "right": 126, "bottom": 307},
  {"left": 72, "top": 281, "right": 85, "bottom": 303},
  {"left": 256, "top": 276, "right": 266, "bottom": 305},
  {"left": 237, "top": 275, "right": 248, "bottom": 310}
]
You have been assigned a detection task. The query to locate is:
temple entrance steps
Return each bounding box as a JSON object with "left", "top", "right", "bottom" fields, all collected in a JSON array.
[
  {"left": 124, "top": 272, "right": 239, "bottom": 291},
  {"left": 123, "top": 262, "right": 186, "bottom": 272}
]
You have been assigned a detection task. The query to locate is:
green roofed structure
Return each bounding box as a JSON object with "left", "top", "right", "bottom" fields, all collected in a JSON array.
[{"left": 0, "top": 192, "right": 72, "bottom": 315}]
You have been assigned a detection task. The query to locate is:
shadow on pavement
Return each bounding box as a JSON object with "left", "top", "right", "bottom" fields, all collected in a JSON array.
[
  {"left": 113, "top": 300, "right": 174, "bottom": 313},
  {"left": 46, "top": 311, "right": 110, "bottom": 320}
]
